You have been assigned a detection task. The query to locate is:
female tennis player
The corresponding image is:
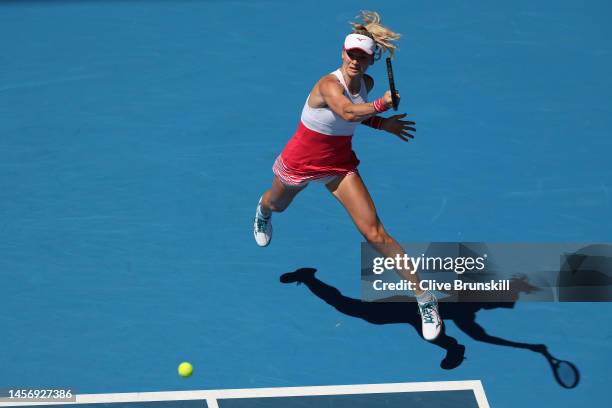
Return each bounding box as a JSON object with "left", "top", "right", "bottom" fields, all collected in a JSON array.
[{"left": 253, "top": 11, "right": 442, "bottom": 341}]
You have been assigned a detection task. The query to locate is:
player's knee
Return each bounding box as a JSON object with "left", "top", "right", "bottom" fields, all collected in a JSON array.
[{"left": 363, "top": 225, "right": 391, "bottom": 244}]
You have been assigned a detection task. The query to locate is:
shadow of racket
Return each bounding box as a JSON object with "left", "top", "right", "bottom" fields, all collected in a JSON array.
[{"left": 541, "top": 348, "right": 580, "bottom": 389}]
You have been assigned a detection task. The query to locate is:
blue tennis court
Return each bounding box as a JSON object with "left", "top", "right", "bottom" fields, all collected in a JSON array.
[
  {"left": 1, "top": 1, "right": 611, "bottom": 408},
  {"left": 0, "top": 381, "right": 489, "bottom": 408}
]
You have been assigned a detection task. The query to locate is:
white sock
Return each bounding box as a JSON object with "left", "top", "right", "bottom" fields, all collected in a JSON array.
[
  {"left": 416, "top": 290, "right": 434, "bottom": 305},
  {"left": 257, "top": 204, "right": 271, "bottom": 219}
]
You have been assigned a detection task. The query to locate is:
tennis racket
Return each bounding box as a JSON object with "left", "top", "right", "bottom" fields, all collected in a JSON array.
[{"left": 386, "top": 57, "right": 400, "bottom": 110}]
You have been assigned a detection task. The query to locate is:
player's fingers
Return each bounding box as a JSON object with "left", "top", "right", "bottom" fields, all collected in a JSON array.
[
  {"left": 396, "top": 133, "right": 409, "bottom": 142},
  {"left": 400, "top": 130, "right": 415, "bottom": 139}
]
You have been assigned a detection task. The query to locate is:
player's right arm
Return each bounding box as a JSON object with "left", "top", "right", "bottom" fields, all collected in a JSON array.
[{"left": 317, "top": 76, "right": 393, "bottom": 122}]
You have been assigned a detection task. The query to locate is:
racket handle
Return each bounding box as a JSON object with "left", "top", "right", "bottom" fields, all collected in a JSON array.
[{"left": 386, "top": 57, "right": 399, "bottom": 110}]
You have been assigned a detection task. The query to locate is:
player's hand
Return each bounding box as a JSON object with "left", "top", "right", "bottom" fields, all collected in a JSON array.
[
  {"left": 382, "top": 90, "right": 400, "bottom": 108},
  {"left": 381, "top": 113, "right": 415, "bottom": 142}
]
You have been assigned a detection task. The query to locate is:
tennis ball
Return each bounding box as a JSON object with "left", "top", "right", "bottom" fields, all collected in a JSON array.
[{"left": 178, "top": 362, "right": 193, "bottom": 378}]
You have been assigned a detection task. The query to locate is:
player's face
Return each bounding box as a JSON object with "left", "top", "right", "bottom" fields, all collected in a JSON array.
[{"left": 343, "top": 49, "right": 372, "bottom": 75}]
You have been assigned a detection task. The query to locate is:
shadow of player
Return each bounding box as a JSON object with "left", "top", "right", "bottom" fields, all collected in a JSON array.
[{"left": 280, "top": 268, "right": 580, "bottom": 388}]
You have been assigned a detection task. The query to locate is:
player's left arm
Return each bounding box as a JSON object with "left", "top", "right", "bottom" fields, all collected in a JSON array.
[{"left": 361, "top": 74, "right": 417, "bottom": 142}]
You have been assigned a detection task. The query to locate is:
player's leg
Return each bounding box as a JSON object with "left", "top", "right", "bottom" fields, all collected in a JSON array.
[
  {"left": 254, "top": 176, "right": 307, "bottom": 247},
  {"left": 325, "top": 172, "right": 413, "bottom": 280},
  {"left": 326, "top": 172, "right": 442, "bottom": 341},
  {"left": 260, "top": 175, "right": 306, "bottom": 215}
]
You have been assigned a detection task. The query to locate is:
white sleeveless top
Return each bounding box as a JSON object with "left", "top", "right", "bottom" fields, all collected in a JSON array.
[{"left": 300, "top": 69, "right": 368, "bottom": 136}]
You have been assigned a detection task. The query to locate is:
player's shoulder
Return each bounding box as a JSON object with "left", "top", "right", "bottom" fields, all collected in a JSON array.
[
  {"left": 319, "top": 74, "right": 344, "bottom": 94},
  {"left": 363, "top": 74, "right": 374, "bottom": 92}
]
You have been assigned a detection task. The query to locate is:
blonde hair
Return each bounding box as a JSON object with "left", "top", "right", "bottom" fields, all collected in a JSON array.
[{"left": 350, "top": 11, "right": 401, "bottom": 59}]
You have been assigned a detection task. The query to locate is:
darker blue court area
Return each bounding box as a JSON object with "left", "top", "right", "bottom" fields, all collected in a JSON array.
[
  {"left": 3, "top": 391, "right": 479, "bottom": 408},
  {"left": 217, "top": 391, "right": 478, "bottom": 408},
  {"left": 1, "top": 1, "right": 611, "bottom": 408}
]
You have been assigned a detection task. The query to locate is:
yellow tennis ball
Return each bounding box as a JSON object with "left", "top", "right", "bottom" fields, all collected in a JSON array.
[{"left": 178, "top": 362, "right": 193, "bottom": 378}]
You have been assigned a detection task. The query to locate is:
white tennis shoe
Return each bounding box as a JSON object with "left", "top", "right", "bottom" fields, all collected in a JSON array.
[
  {"left": 418, "top": 294, "right": 443, "bottom": 341},
  {"left": 253, "top": 197, "right": 272, "bottom": 247}
]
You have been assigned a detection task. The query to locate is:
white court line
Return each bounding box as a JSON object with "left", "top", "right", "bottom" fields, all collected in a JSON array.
[
  {"left": 204, "top": 399, "right": 218, "bottom": 408},
  {"left": 0, "top": 381, "right": 489, "bottom": 408},
  {"left": 472, "top": 380, "right": 490, "bottom": 408}
]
